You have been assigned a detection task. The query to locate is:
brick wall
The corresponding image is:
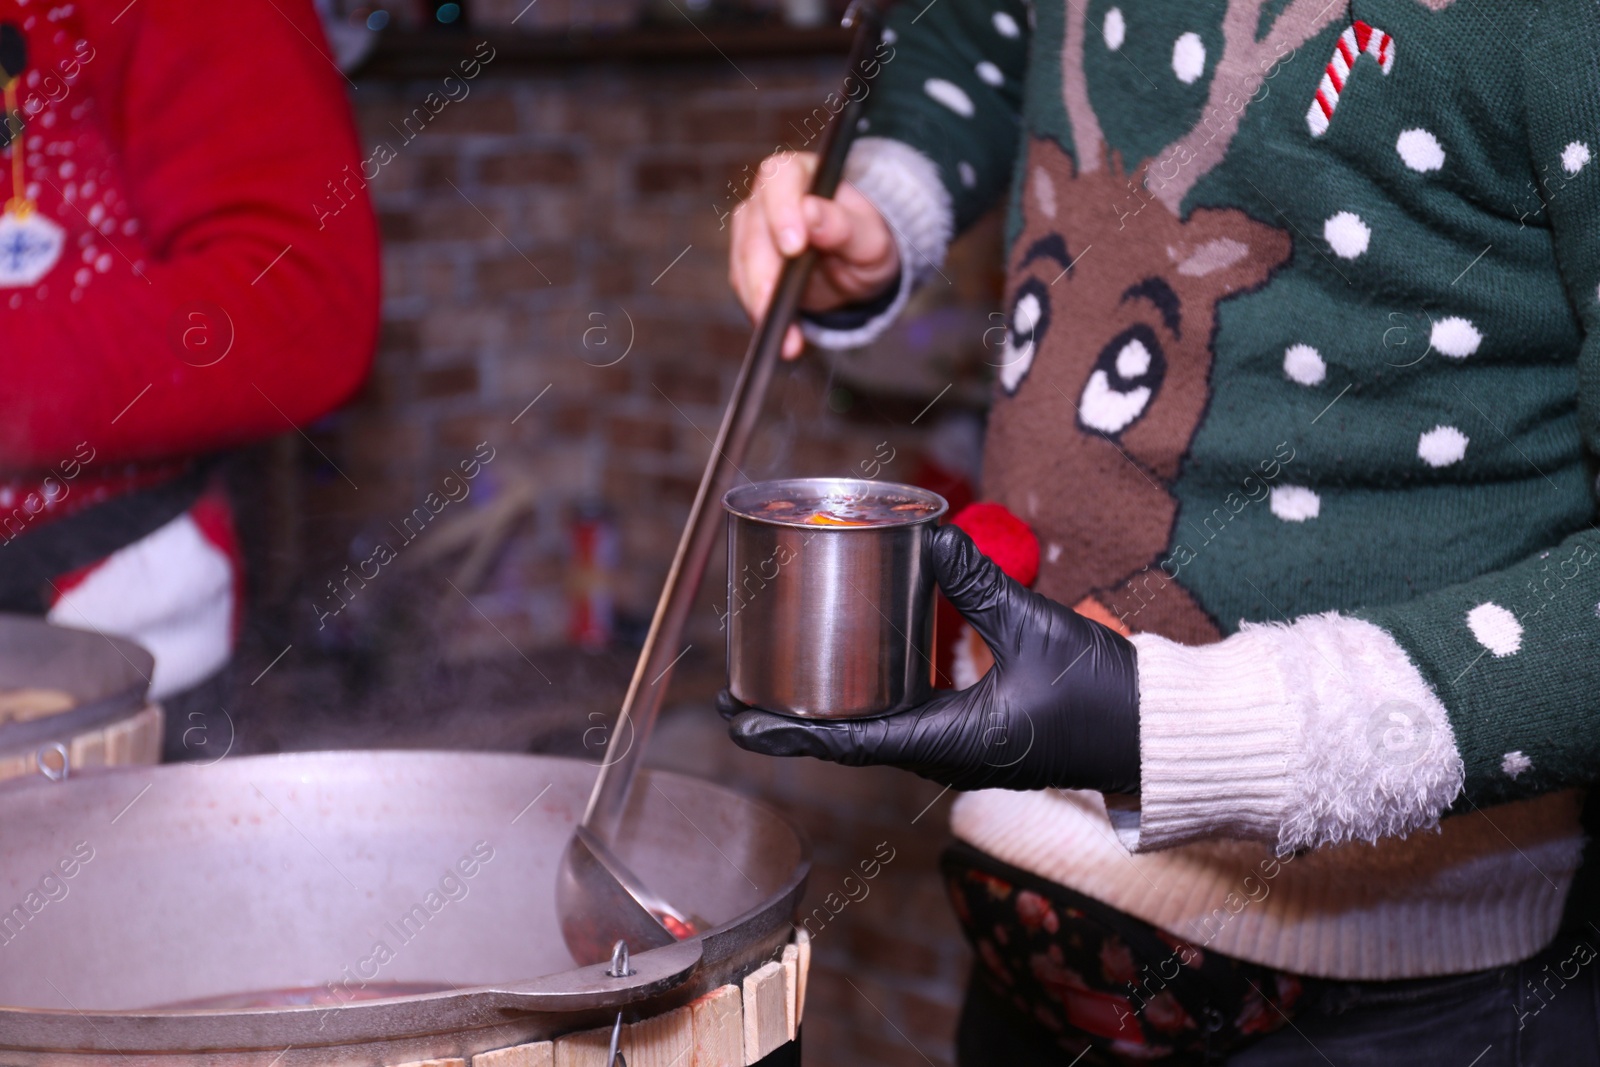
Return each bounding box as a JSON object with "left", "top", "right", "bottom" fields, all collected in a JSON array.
[
  {"left": 274, "top": 41, "right": 1004, "bottom": 1066},
  {"left": 308, "top": 52, "right": 994, "bottom": 659}
]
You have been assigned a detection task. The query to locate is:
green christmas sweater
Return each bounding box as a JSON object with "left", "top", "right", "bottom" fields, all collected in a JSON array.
[{"left": 803, "top": 0, "right": 1600, "bottom": 976}]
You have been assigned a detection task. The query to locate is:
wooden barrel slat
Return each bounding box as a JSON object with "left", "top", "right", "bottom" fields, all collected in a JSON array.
[
  {"left": 465, "top": 926, "right": 810, "bottom": 1067},
  {"left": 0, "top": 704, "right": 162, "bottom": 783}
]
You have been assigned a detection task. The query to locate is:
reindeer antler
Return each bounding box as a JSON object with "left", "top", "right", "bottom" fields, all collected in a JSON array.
[
  {"left": 1062, "top": 1, "right": 1108, "bottom": 174},
  {"left": 1060, "top": 0, "right": 1341, "bottom": 212},
  {"left": 1147, "top": 0, "right": 1343, "bottom": 211}
]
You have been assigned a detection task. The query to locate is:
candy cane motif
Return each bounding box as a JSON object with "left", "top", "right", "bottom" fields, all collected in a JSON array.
[{"left": 1306, "top": 20, "right": 1395, "bottom": 137}]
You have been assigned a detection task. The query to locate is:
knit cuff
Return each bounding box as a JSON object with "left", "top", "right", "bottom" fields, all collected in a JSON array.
[
  {"left": 800, "top": 274, "right": 902, "bottom": 333},
  {"left": 1111, "top": 613, "right": 1465, "bottom": 855},
  {"left": 800, "top": 137, "right": 953, "bottom": 350},
  {"left": 1108, "top": 630, "right": 1293, "bottom": 852}
]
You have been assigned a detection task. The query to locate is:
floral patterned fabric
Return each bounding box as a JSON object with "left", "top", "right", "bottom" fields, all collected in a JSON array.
[{"left": 942, "top": 843, "right": 1308, "bottom": 1063}]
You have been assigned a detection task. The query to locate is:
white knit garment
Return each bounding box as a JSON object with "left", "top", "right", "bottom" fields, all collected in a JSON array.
[
  {"left": 800, "top": 137, "right": 953, "bottom": 350},
  {"left": 954, "top": 787, "right": 1582, "bottom": 979},
  {"left": 953, "top": 612, "right": 1584, "bottom": 979},
  {"left": 1121, "top": 613, "right": 1465, "bottom": 854},
  {"left": 47, "top": 511, "right": 233, "bottom": 700}
]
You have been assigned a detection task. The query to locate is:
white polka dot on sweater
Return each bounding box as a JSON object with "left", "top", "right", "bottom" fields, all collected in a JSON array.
[
  {"left": 976, "top": 61, "right": 1004, "bottom": 87},
  {"left": 1172, "top": 32, "right": 1206, "bottom": 84},
  {"left": 992, "top": 11, "right": 1020, "bottom": 37},
  {"left": 1324, "top": 212, "right": 1370, "bottom": 259},
  {"left": 1562, "top": 141, "right": 1590, "bottom": 175},
  {"left": 958, "top": 161, "right": 977, "bottom": 188},
  {"left": 1467, "top": 602, "right": 1522, "bottom": 656},
  {"left": 1103, "top": 7, "right": 1125, "bottom": 50},
  {"left": 1501, "top": 751, "right": 1532, "bottom": 779},
  {"left": 1417, "top": 425, "right": 1468, "bottom": 467},
  {"left": 1396, "top": 128, "right": 1444, "bottom": 172},
  {"left": 1270, "top": 485, "right": 1320, "bottom": 522},
  {"left": 924, "top": 78, "right": 975, "bottom": 117},
  {"left": 1283, "top": 344, "right": 1326, "bottom": 385},
  {"left": 1430, "top": 316, "right": 1482, "bottom": 359}
]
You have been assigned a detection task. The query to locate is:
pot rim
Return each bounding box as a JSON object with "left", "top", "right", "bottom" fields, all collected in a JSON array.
[{"left": 722, "top": 477, "right": 949, "bottom": 531}]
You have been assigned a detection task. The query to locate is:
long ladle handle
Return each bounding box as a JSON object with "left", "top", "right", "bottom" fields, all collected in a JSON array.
[{"left": 581, "top": 3, "right": 886, "bottom": 839}]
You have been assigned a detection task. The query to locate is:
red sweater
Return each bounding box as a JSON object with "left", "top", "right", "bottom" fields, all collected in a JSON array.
[{"left": 2, "top": 0, "right": 378, "bottom": 480}]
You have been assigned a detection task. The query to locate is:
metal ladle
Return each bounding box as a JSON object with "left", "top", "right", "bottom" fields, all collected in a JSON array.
[{"left": 556, "top": 0, "right": 887, "bottom": 966}]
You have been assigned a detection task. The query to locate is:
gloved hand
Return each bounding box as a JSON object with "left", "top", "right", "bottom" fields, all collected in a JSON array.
[{"left": 726, "top": 525, "right": 1142, "bottom": 794}]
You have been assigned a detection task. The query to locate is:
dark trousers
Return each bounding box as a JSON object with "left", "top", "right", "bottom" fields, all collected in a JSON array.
[{"left": 958, "top": 931, "right": 1600, "bottom": 1066}]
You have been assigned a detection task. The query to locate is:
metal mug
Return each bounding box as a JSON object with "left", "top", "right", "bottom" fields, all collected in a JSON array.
[{"left": 723, "top": 477, "right": 949, "bottom": 719}]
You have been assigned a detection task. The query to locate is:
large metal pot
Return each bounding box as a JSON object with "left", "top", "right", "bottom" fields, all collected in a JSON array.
[
  {"left": 0, "top": 750, "right": 808, "bottom": 1065},
  {"left": 724, "top": 477, "right": 947, "bottom": 719}
]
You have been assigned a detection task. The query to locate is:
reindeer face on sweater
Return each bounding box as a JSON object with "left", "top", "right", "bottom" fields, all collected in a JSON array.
[{"left": 981, "top": 138, "right": 1292, "bottom": 641}]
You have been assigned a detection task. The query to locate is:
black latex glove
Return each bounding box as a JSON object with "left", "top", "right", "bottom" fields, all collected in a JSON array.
[{"left": 726, "top": 525, "right": 1141, "bottom": 794}]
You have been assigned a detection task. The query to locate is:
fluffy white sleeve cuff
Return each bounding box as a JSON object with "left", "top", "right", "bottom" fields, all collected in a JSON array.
[
  {"left": 799, "top": 137, "right": 954, "bottom": 350},
  {"left": 1107, "top": 613, "right": 1465, "bottom": 856}
]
